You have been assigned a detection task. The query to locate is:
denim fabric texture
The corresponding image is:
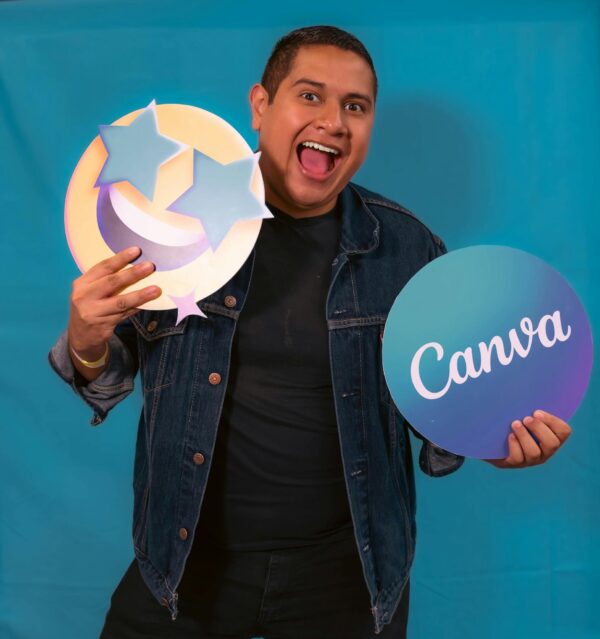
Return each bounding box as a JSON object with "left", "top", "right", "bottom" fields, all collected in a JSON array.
[
  {"left": 100, "top": 525, "right": 410, "bottom": 638},
  {"left": 49, "top": 182, "right": 465, "bottom": 634}
]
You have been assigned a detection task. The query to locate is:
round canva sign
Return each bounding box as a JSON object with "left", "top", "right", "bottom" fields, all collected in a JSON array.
[{"left": 382, "top": 245, "right": 593, "bottom": 459}]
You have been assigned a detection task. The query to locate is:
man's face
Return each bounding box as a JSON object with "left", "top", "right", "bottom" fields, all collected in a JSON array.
[{"left": 250, "top": 44, "right": 375, "bottom": 216}]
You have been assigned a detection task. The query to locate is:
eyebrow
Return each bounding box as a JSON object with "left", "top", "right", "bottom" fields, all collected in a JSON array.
[{"left": 291, "top": 77, "right": 373, "bottom": 107}]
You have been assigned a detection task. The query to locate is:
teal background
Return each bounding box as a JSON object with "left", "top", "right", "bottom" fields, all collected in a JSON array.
[{"left": 1, "top": 1, "right": 598, "bottom": 638}]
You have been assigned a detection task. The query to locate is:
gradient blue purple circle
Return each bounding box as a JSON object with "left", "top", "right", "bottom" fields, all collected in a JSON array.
[{"left": 382, "top": 245, "right": 593, "bottom": 459}]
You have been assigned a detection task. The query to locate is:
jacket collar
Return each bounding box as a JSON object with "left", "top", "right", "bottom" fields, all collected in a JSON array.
[{"left": 338, "top": 182, "right": 380, "bottom": 255}]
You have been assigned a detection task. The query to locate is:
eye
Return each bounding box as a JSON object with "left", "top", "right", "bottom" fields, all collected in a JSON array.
[
  {"left": 300, "top": 91, "right": 320, "bottom": 102},
  {"left": 345, "top": 102, "right": 365, "bottom": 113}
]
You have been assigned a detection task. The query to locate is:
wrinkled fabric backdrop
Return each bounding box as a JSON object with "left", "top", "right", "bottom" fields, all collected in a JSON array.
[{"left": 1, "top": 1, "right": 598, "bottom": 638}]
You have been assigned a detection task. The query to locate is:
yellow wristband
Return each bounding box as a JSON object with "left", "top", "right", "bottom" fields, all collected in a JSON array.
[{"left": 70, "top": 342, "right": 110, "bottom": 369}]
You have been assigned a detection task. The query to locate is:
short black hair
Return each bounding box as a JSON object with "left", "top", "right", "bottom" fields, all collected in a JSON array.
[{"left": 261, "top": 25, "right": 378, "bottom": 103}]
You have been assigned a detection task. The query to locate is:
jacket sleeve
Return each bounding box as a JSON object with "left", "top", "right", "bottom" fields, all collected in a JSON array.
[
  {"left": 47, "top": 318, "right": 139, "bottom": 426},
  {"left": 410, "top": 232, "right": 466, "bottom": 477},
  {"left": 410, "top": 424, "right": 466, "bottom": 477}
]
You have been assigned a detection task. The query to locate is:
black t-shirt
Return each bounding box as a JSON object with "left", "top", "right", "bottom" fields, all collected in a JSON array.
[{"left": 194, "top": 201, "right": 353, "bottom": 551}]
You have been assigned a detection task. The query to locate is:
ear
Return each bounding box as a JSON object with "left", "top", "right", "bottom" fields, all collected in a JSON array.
[{"left": 249, "top": 83, "right": 269, "bottom": 131}]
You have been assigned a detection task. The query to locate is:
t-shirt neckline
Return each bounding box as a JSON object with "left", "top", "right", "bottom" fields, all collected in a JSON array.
[{"left": 266, "top": 201, "right": 340, "bottom": 226}]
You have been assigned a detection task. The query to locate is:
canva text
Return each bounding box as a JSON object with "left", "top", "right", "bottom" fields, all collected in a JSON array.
[{"left": 410, "top": 310, "right": 572, "bottom": 400}]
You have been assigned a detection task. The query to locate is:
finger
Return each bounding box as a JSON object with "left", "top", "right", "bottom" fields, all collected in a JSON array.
[
  {"left": 96, "top": 285, "right": 162, "bottom": 317},
  {"left": 511, "top": 420, "right": 543, "bottom": 464},
  {"left": 101, "top": 307, "right": 141, "bottom": 325},
  {"left": 82, "top": 247, "right": 142, "bottom": 284},
  {"left": 501, "top": 430, "right": 525, "bottom": 466},
  {"left": 118, "top": 307, "right": 141, "bottom": 321},
  {"left": 533, "top": 410, "right": 572, "bottom": 442},
  {"left": 523, "top": 416, "right": 561, "bottom": 458},
  {"left": 94, "top": 260, "right": 156, "bottom": 298}
]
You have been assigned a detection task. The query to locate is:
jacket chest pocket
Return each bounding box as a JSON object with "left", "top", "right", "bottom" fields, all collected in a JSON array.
[{"left": 132, "top": 312, "right": 189, "bottom": 392}]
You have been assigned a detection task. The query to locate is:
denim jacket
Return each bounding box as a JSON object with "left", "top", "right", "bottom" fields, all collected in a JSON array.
[{"left": 49, "top": 182, "right": 464, "bottom": 634}]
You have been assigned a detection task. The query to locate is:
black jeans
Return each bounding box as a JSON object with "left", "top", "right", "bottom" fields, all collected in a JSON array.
[{"left": 100, "top": 527, "right": 409, "bottom": 639}]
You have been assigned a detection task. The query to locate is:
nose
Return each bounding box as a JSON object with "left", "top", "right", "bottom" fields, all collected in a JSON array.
[{"left": 314, "top": 101, "right": 348, "bottom": 137}]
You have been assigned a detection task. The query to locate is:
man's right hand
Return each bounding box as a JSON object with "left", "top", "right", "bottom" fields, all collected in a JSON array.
[{"left": 67, "top": 246, "right": 162, "bottom": 382}]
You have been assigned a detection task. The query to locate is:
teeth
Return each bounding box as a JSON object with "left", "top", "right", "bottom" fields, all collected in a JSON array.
[{"left": 300, "top": 141, "right": 339, "bottom": 155}]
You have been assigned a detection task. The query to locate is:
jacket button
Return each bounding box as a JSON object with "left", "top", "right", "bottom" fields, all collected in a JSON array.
[
  {"left": 179, "top": 527, "right": 188, "bottom": 541},
  {"left": 193, "top": 452, "right": 205, "bottom": 465},
  {"left": 208, "top": 372, "right": 221, "bottom": 385},
  {"left": 161, "top": 597, "right": 169, "bottom": 606},
  {"left": 147, "top": 320, "right": 158, "bottom": 333},
  {"left": 224, "top": 295, "right": 237, "bottom": 308}
]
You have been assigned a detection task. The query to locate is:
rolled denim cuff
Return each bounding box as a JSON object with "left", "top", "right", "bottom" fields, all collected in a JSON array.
[
  {"left": 419, "top": 441, "right": 465, "bottom": 477},
  {"left": 48, "top": 329, "right": 136, "bottom": 425}
]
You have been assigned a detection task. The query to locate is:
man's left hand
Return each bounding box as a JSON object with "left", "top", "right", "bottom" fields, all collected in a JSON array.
[{"left": 484, "top": 410, "right": 572, "bottom": 469}]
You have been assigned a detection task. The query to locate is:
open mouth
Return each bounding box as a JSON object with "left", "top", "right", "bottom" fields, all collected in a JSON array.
[{"left": 296, "top": 140, "right": 341, "bottom": 179}]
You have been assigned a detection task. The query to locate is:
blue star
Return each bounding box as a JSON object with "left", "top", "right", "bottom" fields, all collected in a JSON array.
[
  {"left": 96, "top": 100, "right": 186, "bottom": 201},
  {"left": 168, "top": 150, "right": 273, "bottom": 251}
]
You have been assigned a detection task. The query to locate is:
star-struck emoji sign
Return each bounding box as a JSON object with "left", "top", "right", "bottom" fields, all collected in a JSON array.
[{"left": 66, "top": 101, "right": 269, "bottom": 326}]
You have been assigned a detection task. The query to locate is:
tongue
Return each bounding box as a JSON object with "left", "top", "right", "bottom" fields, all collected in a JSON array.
[{"left": 299, "top": 147, "right": 331, "bottom": 175}]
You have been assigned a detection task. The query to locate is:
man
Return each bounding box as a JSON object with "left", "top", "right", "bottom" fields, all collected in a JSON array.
[{"left": 49, "top": 26, "right": 572, "bottom": 638}]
